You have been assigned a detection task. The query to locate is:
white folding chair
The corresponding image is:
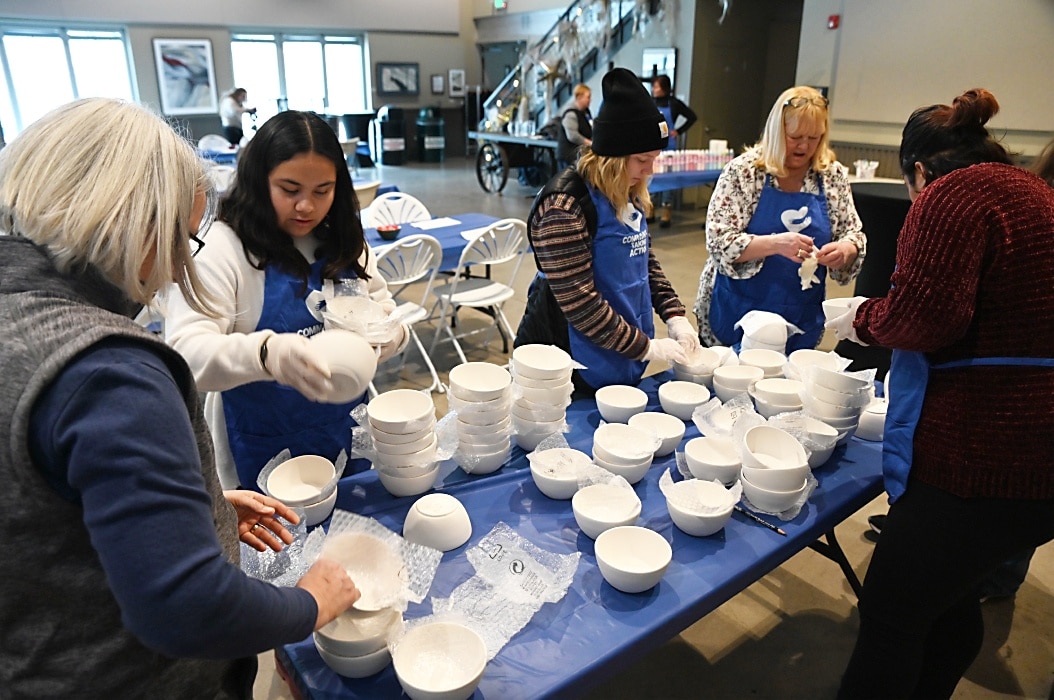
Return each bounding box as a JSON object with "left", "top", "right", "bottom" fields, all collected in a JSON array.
[
  {"left": 361, "top": 192, "right": 431, "bottom": 227},
  {"left": 197, "top": 133, "right": 232, "bottom": 152},
  {"left": 369, "top": 234, "right": 445, "bottom": 395},
  {"left": 428, "top": 218, "right": 528, "bottom": 366}
]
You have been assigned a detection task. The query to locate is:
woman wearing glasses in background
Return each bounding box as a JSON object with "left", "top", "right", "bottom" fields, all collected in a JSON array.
[
  {"left": 693, "top": 85, "right": 867, "bottom": 352},
  {"left": 0, "top": 98, "right": 360, "bottom": 697}
]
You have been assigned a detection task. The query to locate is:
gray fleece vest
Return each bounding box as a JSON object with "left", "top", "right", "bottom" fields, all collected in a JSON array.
[{"left": 0, "top": 238, "right": 252, "bottom": 698}]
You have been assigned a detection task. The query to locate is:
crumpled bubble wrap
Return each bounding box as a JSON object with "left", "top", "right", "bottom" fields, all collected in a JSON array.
[
  {"left": 525, "top": 438, "right": 593, "bottom": 480},
  {"left": 324, "top": 510, "right": 443, "bottom": 612},
  {"left": 255, "top": 448, "right": 349, "bottom": 498},
  {"left": 659, "top": 470, "right": 742, "bottom": 513},
  {"left": 734, "top": 310, "right": 803, "bottom": 341},
  {"left": 240, "top": 516, "right": 328, "bottom": 588},
  {"left": 420, "top": 522, "right": 581, "bottom": 660},
  {"left": 692, "top": 394, "right": 757, "bottom": 438},
  {"left": 741, "top": 470, "right": 819, "bottom": 521}
]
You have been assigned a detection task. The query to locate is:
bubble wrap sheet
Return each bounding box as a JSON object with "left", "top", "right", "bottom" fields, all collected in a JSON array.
[
  {"left": 240, "top": 516, "right": 327, "bottom": 588},
  {"left": 659, "top": 469, "right": 741, "bottom": 513}
]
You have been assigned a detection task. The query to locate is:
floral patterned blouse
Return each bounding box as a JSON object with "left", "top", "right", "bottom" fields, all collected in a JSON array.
[{"left": 693, "top": 146, "right": 867, "bottom": 346}]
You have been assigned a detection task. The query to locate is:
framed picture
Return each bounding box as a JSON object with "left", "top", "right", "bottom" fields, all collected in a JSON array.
[
  {"left": 376, "top": 62, "right": 419, "bottom": 96},
  {"left": 431, "top": 74, "right": 445, "bottom": 95},
  {"left": 152, "top": 38, "right": 218, "bottom": 115},
  {"left": 448, "top": 68, "right": 466, "bottom": 98}
]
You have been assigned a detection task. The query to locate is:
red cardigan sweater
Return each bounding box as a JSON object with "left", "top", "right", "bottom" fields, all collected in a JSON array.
[{"left": 856, "top": 163, "right": 1054, "bottom": 500}]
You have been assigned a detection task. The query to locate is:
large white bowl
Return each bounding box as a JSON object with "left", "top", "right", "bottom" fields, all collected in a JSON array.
[
  {"left": 594, "top": 385, "right": 648, "bottom": 423},
  {"left": 448, "top": 362, "right": 512, "bottom": 402},
  {"left": 713, "top": 364, "right": 764, "bottom": 390},
  {"left": 683, "top": 436, "right": 742, "bottom": 484},
  {"left": 367, "top": 389, "right": 435, "bottom": 433},
  {"left": 592, "top": 452, "right": 652, "bottom": 485},
  {"left": 594, "top": 526, "right": 672, "bottom": 593},
  {"left": 308, "top": 329, "right": 378, "bottom": 404},
  {"left": 628, "top": 411, "right": 686, "bottom": 457},
  {"left": 529, "top": 448, "right": 591, "bottom": 499},
  {"left": 302, "top": 487, "right": 339, "bottom": 527},
  {"left": 572, "top": 483, "right": 641, "bottom": 539},
  {"left": 657, "top": 381, "right": 711, "bottom": 420},
  {"left": 511, "top": 344, "right": 573, "bottom": 380},
  {"left": 741, "top": 471, "right": 807, "bottom": 513},
  {"left": 392, "top": 622, "right": 488, "bottom": 700},
  {"left": 741, "top": 425, "right": 809, "bottom": 471},
  {"left": 666, "top": 481, "right": 735, "bottom": 537},
  {"left": 376, "top": 464, "right": 440, "bottom": 497},
  {"left": 266, "top": 455, "right": 336, "bottom": 507},
  {"left": 315, "top": 606, "right": 402, "bottom": 658},
  {"left": 314, "top": 637, "right": 392, "bottom": 678},
  {"left": 738, "top": 348, "right": 787, "bottom": 377},
  {"left": 403, "top": 493, "right": 472, "bottom": 552}
]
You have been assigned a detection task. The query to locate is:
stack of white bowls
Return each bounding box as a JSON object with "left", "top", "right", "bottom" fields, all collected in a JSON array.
[
  {"left": 712, "top": 364, "right": 764, "bottom": 403},
  {"left": 314, "top": 606, "right": 402, "bottom": 679},
  {"left": 739, "top": 425, "right": 810, "bottom": 512},
  {"left": 750, "top": 377, "right": 805, "bottom": 418},
  {"left": 672, "top": 346, "right": 721, "bottom": 387},
  {"left": 591, "top": 423, "right": 655, "bottom": 484},
  {"left": 449, "top": 362, "right": 513, "bottom": 474},
  {"left": 787, "top": 348, "right": 842, "bottom": 378},
  {"left": 738, "top": 348, "right": 787, "bottom": 378},
  {"left": 367, "top": 389, "right": 439, "bottom": 497},
  {"left": 509, "top": 344, "right": 574, "bottom": 451},
  {"left": 801, "top": 365, "right": 871, "bottom": 440}
]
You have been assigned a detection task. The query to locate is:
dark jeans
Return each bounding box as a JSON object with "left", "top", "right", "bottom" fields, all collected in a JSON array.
[{"left": 839, "top": 479, "right": 1054, "bottom": 699}]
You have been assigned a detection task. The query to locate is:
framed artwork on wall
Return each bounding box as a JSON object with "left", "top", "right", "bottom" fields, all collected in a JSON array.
[
  {"left": 377, "top": 63, "right": 420, "bottom": 96},
  {"left": 431, "top": 74, "right": 445, "bottom": 95},
  {"left": 448, "top": 69, "right": 466, "bottom": 98},
  {"left": 152, "top": 38, "right": 218, "bottom": 115}
]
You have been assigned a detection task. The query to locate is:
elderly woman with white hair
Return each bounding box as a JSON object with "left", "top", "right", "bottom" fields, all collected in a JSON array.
[{"left": 0, "top": 98, "right": 359, "bottom": 698}]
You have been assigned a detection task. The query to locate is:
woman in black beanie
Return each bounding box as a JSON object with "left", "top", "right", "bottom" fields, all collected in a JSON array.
[{"left": 515, "top": 67, "right": 700, "bottom": 397}]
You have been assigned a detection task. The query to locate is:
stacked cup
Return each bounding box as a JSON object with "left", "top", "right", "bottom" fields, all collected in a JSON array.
[
  {"left": 509, "top": 344, "right": 574, "bottom": 451},
  {"left": 449, "top": 362, "right": 513, "bottom": 474},
  {"left": 367, "top": 389, "right": 439, "bottom": 497}
]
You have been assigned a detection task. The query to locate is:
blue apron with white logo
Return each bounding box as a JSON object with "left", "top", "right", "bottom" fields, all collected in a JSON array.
[
  {"left": 709, "top": 175, "right": 831, "bottom": 351},
  {"left": 222, "top": 260, "right": 366, "bottom": 490},
  {"left": 657, "top": 103, "right": 676, "bottom": 151},
  {"left": 568, "top": 188, "right": 654, "bottom": 389},
  {"left": 883, "top": 351, "right": 1054, "bottom": 502}
]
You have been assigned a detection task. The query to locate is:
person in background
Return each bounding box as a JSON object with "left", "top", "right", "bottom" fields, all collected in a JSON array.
[
  {"left": 220, "top": 87, "right": 255, "bottom": 147},
  {"left": 165, "top": 110, "right": 405, "bottom": 491},
  {"left": 829, "top": 89, "right": 1054, "bottom": 698},
  {"left": 0, "top": 98, "right": 360, "bottom": 698},
  {"left": 515, "top": 67, "right": 699, "bottom": 398},
  {"left": 650, "top": 74, "right": 698, "bottom": 228},
  {"left": 556, "top": 83, "right": 593, "bottom": 170},
  {"left": 694, "top": 85, "right": 866, "bottom": 352}
]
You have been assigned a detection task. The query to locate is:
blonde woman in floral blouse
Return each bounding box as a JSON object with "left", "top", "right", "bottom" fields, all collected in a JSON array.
[{"left": 693, "top": 86, "right": 867, "bottom": 351}]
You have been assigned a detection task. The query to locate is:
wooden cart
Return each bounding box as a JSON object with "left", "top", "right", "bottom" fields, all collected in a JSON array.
[{"left": 468, "top": 130, "right": 558, "bottom": 193}]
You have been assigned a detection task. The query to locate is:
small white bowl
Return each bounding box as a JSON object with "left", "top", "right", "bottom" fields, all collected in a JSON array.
[
  {"left": 741, "top": 425, "right": 808, "bottom": 471},
  {"left": 315, "top": 606, "right": 402, "bottom": 658},
  {"left": 740, "top": 461, "right": 809, "bottom": 492},
  {"left": 592, "top": 452, "right": 652, "bottom": 485},
  {"left": 752, "top": 378, "right": 804, "bottom": 406},
  {"left": 455, "top": 405, "right": 511, "bottom": 427},
  {"left": 511, "top": 344, "right": 573, "bottom": 380},
  {"left": 373, "top": 431, "right": 436, "bottom": 456},
  {"left": 674, "top": 346, "right": 721, "bottom": 375},
  {"left": 821, "top": 297, "right": 856, "bottom": 322},
  {"left": 802, "top": 394, "right": 863, "bottom": 421},
  {"left": 373, "top": 440, "right": 437, "bottom": 468},
  {"left": 741, "top": 471, "right": 807, "bottom": 513},
  {"left": 309, "top": 329, "right": 378, "bottom": 404},
  {"left": 302, "top": 487, "right": 339, "bottom": 527},
  {"left": 458, "top": 415, "right": 511, "bottom": 436},
  {"left": 516, "top": 382, "right": 573, "bottom": 405},
  {"left": 392, "top": 622, "right": 487, "bottom": 700},
  {"left": 803, "top": 416, "right": 839, "bottom": 468},
  {"left": 458, "top": 443, "right": 510, "bottom": 474},
  {"left": 594, "top": 526, "right": 672, "bottom": 593},
  {"left": 512, "top": 373, "right": 571, "bottom": 390},
  {"left": 666, "top": 481, "right": 735, "bottom": 537},
  {"left": 529, "top": 448, "right": 591, "bottom": 499},
  {"left": 457, "top": 429, "right": 511, "bottom": 449},
  {"left": 572, "top": 483, "right": 641, "bottom": 539},
  {"left": 743, "top": 320, "right": 788, "bottom": 347},
  {"left": 592, "top": 423, "right": 655, "bottom": 464},
  {"left": 314, "top": 637, "right": 392, "bottom": 678},
  {"left": 448, "top": 362, "right": 512, "bottom": 402},
  {"left": 628, "top": 411, "right": 686, "bottom": 457},
  {"left": 811, "top": 365, "right": 870, "bottom": 394},
  {"left": 658, "top": 380, "right": 711, "bottom": 420},
  {"left": 376, "top": 464, "right": 440, "bottom": 497},
  {"left": 855, "top": 400, "right": 887, "bottom": 441},
  {"left": 788, "top": 348, "right": 841, "bottom": 375},
  {"left": 514, "top": 428, "right": 558, "bottom": 452},
  {"left": 814, "top": 413, "right": 861, "bottom": 432},
  {"left": 402, "top": 493, "right": 472, "bottom": 552},
  {"left": 683, "top": 436, "right": 742, "bottom": 484},
  {"left": 738, "top": 348, "right": 787, "bottom": 377},
  {"left": 266, "top": 455, "right": 336, "bottom": 507},
  {"left": 672, "top": 367, "right": 714, "bottom": 389},
  {"left": 806, "top": 379, "right": 867, "bottom": 407},
  {"left": 367, "top": 389, "right": 435, "bottom": 433},
  {"left": 371, "top": 423, "right": 435, "bottom": 446},
  {"left": 713, "top": 364, "right": 764, "bottom": 391},
  {"left": 753, "top": 395, "right": 801, "bottom": 419},
  {"left": 712, "top": 378, "right": 750, "bottom": 404},
  {"left": 594, "top": 385, "right": 648, "bottom": 423},
  {"left": 512, "top": 398, "right": 567, "bottom": 423}
]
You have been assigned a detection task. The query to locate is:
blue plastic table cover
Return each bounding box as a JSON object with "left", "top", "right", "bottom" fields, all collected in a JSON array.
[
  {"left": 648, "top": 169, "right": 723, "bottom": 194},
  {"left": 275, "top": 373, "right": 884, "bottom": 700},
  {"left": 363, "top": 212, "right": 501, "bottom": 272}
]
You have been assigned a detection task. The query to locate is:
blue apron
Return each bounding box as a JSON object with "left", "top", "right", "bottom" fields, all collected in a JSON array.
[
  {"left": 657, "top": 103, "right": 676, "bottom": 151},
  {"left": 568, "top": 187, "right": 654, "bottom": 389},
  {"left": 709, "top": 175, "right": 831, "bottom": 352},
  {"left": 883, "top": 351, "right": 1054, "bottom": 502},
  {"left": 222, "top": 260, "right": 367, "bottom": 490}
]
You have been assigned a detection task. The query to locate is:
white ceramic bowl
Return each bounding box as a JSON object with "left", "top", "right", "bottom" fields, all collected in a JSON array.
[
  {"left": 455, "top": 405, "right": 511, "bottom": 427},
  {"left": 802, "top": 394, "right": 863, "bottom": 421},
  {"left": 741, "top": 471, "right": 807, "bottom": 513},
  {"left": 713, "top": 364, "right": 764, "bottom": 391},
  {"left": 788, "top": 348, "right": 841, "bottom": 375},
  {"left": 592, "top": 452, "right": 652, "bottom": 485},
  {"left": 806, "top": 379, "right": 868, "bottom": 408},
  {"left": 373, "top": 431, "right": 436, "bottom": 456},
  {"left": 314, "top": 637, "right": 392, "bottom": 678},
  {"left": 743, "top": 320, "right": 788, "bottom": 347},
  {"left": 529, "top": 448, "right": 591, "bottom": 499},
  {"left": 672, "top": 367, "right": 714, "bottom": 388},
  {"left": 511, "top": 344, "right": 573, "bottom": 380},
  {"left": 592, "top": 423, "right": 655, "bottom": 464},
  {"left": 683, "top": 436, "right": 742, "bottom": 484},
  {"left": 811, "top": 365, "right": 870, "bottom": 394},
  {"left": 512, "top": 373, "right": 571, "bottom": 390},
  {"left": 712, "top": 378, "right": 749, "bottom": 404},
  {"left": 457, "top": 415, "right": 511, "bottom": 436},
  {"left": 516, "top": 382, "right": 573, "bottom": 405},
  {"left": 657, "top": 380, "right": 711, "bottom": 420},
  {"left": 458, "top": 443, "right": 510, "bottom": 474},
  {"left": 372, "top": 423, "right": 435, "bottom": 446},
  {"left": 315, "top": 606, "right": 402, "bottom": 658},
  {"left": 392, "top": 622, "right": 487, "bottom": 700},
  {"left": 753, "top": 395, "right": 801, "bottom": 419},
  {"left": 803, "top": 416, "right": 839, "bottom": 468},
  {"left": 448, "top": 362, "right": 512, "bottom": 402},
  {"left": 814, "top": 413, "right": 861, "bottom": 431},
  {"left": 740, "top": 461, "right": 809, "bottom": 492},
  {"left": 514, "top": 428, "right": 557, "bottom": 452},
  {"left": 821, "top": 297, "right": 856, "bottom": 322},
  {"left": 855, "top": 400, "right": 887, "bottom": 441},
  {"left": 308, "top": 329, "right": 378, "bottom": 404},
  {"left": 741, "top": 425, "right": 808, "bottom": 471},
  {"left": 266, "top": 455, "right": 336, "bottom": 507},
  {"left": 628, "top": 411, "right": 686, "bottom": 457},
  {"left": 752, "top": 378, "right": 805, "bottom": 407},
  {"left": 320, "top": 531, "right": 407, "bottom": 612},
  {"left": 666, "top": 481, "right": 735, "bottom": 537},
  {"left": 594, "top": 385, "right": 648, "bottom": 423},
  {"left": 376, "top": 464, "right": 440, "bottom": 497},
  {"left": 572, "top": 483, "right": 641, "bottom": 539},
  {"left": 374, "top": 440, "right": 437, "bottom": 468},
  {"left": 402, "top": 493, "right": 472, "bottom": 552},
  {"left": 674, "top": 346, "right": 721, "bottom": 375},
  {"left": 302, "top": 487, "right": 339, "bottom": 527},
  {"left": 738, "top": 348, "right": 787, "bottom": 377},
  {"left": 512, "top": 398, "right": 567, "bottom": 423},
  {"left": 457, "top": 429, "right": 511, "bottom": 450},
  {"left": 594, "top": 526, "right": 672, "bottom": 593},
  {"left": 367, "top": 389, "right": 435, "bottom": 433}
]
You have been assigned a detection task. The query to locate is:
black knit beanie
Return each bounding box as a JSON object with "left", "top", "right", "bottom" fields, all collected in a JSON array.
[{"left": 591, "top": 67, "right": 669, "bottom": 157}]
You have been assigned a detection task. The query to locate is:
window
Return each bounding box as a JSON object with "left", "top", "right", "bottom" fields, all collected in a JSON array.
[
  {"left": 231, "top": 33, "right": 367, "bottom": 138},
  {"left": 0, "top": 26, "right": 134, "bottom": 138}
]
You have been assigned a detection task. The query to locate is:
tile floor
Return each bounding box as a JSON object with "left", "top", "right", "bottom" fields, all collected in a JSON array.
[{"left": 253, "top": 157, "right": 1053, "bottom": 699}]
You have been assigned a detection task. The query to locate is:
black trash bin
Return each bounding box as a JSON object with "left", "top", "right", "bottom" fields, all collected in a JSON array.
[
  {"left": 415, "top": 107, "right": 445, "bottom": 163},
  {"left": 370, "top": 105, "right": 406, "bottom": 166}
]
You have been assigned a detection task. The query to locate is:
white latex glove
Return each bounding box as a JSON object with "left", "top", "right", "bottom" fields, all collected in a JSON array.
[
  {"left": 263, "top": 333, "right": 334, "bottom": 402},
  {"left": 666, "top": 316, "right": 701, "bottom": 354},
  {"left": 823, "top": 296, "right": 870, "bottom": 346},
  {"left": 375, "top": 323, "right": 408, "bottom": 364},
  {"left": 643, "top": 337, "right": 688, "bottom": 365}
]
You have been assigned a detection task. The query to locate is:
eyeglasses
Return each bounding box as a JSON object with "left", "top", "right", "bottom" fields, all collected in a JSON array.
[
  {"left": 784, "top": 95, "right": 829, "bottom": 109},
  {"left": 189, "top": 187, "right": 218, "bottom": 256}
]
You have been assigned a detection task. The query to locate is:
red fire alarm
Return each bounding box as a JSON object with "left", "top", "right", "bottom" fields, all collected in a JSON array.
[{"left": 827, "top": 14, "right": 840, "bottom": 29}]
